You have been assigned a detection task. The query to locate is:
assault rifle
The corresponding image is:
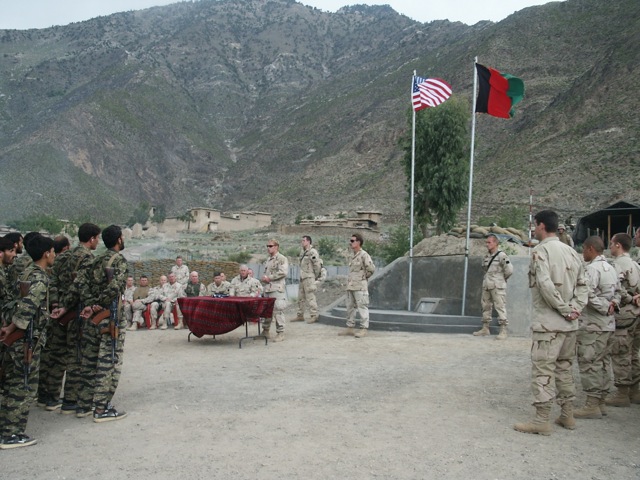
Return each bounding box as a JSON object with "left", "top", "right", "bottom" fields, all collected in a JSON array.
[
  {"left": 76, "top": 304, "right": 84, "bottom": 363},
  {"left": 99, "top": 267, "right": 119, "bottom": 365}
]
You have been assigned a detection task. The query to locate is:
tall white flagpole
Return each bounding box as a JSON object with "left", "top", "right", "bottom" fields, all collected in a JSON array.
[
  {"left": 408, "top": 71, "right": 416, "bottom": 311},
  {"left": 461, "top": 57, "right": 478, "bottom": 316}
]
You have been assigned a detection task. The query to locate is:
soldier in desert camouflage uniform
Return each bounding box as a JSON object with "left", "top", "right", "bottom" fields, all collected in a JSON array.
[
  {"left": 573, "top": 236, "right": 619, "bottom": 419},
  {"left": 128, "top": 276, "right": 152, "bottom": 331},
  {"left": 170, "top": 256, "right": 189, "bottom": 285},
  {"left": 58, "top": 225, "right": 128, "bottom": 422},
  {"left": 230, "top": 265, "right": 261, "bottom": 297},
  {"left": 605, "top": 233, "right": 640, "bottom": 407},
  {"left": 160, "top": 272, "right": 184, "bottom": 330},
  {"left": 207, "top": 271, "right": 231, "bottom": 296},
  {"left": 261, "top": 240, "right": 289, "bottom": 342},
  {"left": 473, "top": 234, "right": 513, "bottom": 340},
  {"left": 122, "top": 276, "right": 136, "bottom": 326},
  {"left": 295, "top": 235, "right": 323, "bottom": 324},
  {"left": 0, "top": 235, "right": 55, "bottom": 449},
  {"left": 340, "top": 233, "right": 375, "bottom": 338},
  {"left": 40, "top": 223, "right": 101, "bottom": 414}
]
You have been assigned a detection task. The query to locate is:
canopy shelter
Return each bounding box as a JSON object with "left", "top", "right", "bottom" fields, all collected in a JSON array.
[{"left": 574, "top": 201, "right": 640, "bottom": 247}]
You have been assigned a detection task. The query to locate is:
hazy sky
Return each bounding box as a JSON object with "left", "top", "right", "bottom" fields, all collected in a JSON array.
[{"left": 0, "top": 0, "right": 562, "bottom": 30}]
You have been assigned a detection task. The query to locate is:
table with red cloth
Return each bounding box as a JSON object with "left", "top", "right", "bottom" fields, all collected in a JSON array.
[{"left": 177, "top": 296, "right": 275, "bottom": 347}]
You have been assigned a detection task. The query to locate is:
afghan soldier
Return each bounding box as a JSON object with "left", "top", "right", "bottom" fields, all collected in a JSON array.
[
  {"left": 7, "top": 232, "right": 36, "bottom": 290},
  {"left": 170, "top": 256, "right": 189, "bottom": 285},
  {"left": 40, "top": 223, "right": 101, "bottom": 414},
  {"left": 0, "top": 235, "right": 55, "bottom": 449},
  {"left": 573, "top": 236, "right": 619, "bottom": 419},
  {"left": 0, "top": 237, "right": 18, "bottom": 326},
  {"left": 605, "top": 233, "right": 640, "bottom": 407},
  {"left": 261, "top": 240, "right": 289, "bottom": 342},
  {"left": 128, "top": 275, "right": 152, "bottom": 331},
  {"left": 514, "top": 210, "right": 588, "bottom": 435},
  {"left": 340, "top": 233, "right": 376, "bottom": 338},
  {"left": 207, "top": 271, "right": 231, "bottom": 296},
  {"left": 295, "top": 235, "right": 323, "bottom": 324},
  {"left": 473, "top": 234, "right": 513, "bottom": 339},
  {"left": 230, "top": 265, "right": 260, "bottom": 297},
  {"left": 60, "top": 225, "right": 129, "bottom": 422}
]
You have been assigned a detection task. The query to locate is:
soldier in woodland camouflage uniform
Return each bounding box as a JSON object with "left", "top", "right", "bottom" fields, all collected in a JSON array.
[
  {"left": 514, "top": 211, "right": 588, "bottom": 436},
  {"left": 62, "top": 225, "right": 128, "bottom": 422},
  {"left": 0, "top": 235, "right": 55, "bottom": 449},
  {"left": 340, "top": 233, "right": 375, "bottom": 338},
  {"left": 573, "top": 236, "right": 619, "bottom": 419},
  {"left": 294, "top": 235, "right": 323, "bottom": 324},
  {"left": 183, "top": 271, "right": 207, "bottom": 297},
  {"left": 41, "top": 223, "right": 101, "bottom": 413},
  {"left": 261, "top": 240, "right": 289, "bottom": 342},
  {"left": 7, "top": 232, "right": 37, "bottom": 292},
  {"left": 473, "top": 234, "right": 513, "bottom": 340},
  {"left": 0, "top": 237, "right": 18, "bottom": 327},
  {"left": 605, "top": 233, "right": 640, "bottom": 407},
  {"left": 207, "top": 271, "right": 231, "bottom": 296},
  {"left": 230, "top": 265, "right": 260, "bottom": 297}
]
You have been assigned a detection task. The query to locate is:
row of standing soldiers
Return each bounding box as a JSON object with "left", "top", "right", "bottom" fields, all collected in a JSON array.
[{"left": 0, "top": 224, "right": 128, "bottom": 449}]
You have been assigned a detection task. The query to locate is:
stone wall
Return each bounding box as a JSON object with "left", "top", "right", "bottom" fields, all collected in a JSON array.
[{"left": 128, "top": 259, "right": 240, "bottom": 285}]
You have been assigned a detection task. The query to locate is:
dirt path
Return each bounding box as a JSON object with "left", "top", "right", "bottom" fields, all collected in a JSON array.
[{"left": 3, "top": 321, "right": 639, "bottom": 479}]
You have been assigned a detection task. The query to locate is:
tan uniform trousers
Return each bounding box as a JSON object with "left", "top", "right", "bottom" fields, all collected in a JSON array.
[
  {"left": 607, "top": 319, "right": 639, "bottom": 386},
  {"left": 263, "top": 292, "right": 287, "bottom": 333},
  {"left": 346, "top": 290, "right": 369, "bottom": 329},
  {"left": 530, "top": 331, "right": 577, "bottom": 406},
  {"left": 297, "top": 278, "right": 318, "bottom": 319},
  {"left": 131, "top": 300, "right": 148, "bottom": 326},
  {"left": 481, "top": 287, "right": 507, "bottom": 324},
  {"left": 577, "top": 330, "right": 612, "bottom": 396},
  {"left": 123, "top": 303, "right": 134, "bottom": 324}
]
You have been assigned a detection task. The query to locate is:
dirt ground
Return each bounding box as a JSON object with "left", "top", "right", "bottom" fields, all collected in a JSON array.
[{"left": 3, "top": 287, "right": 639, "bottom": 479}]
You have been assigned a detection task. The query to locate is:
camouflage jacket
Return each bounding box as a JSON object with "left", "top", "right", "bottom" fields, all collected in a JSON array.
[
  {"left": 70, "top": 249, "right": 128, "bottom": 318},
  {"left": 171, "top": 265, "right": 190, "bottom": 285},
  {"left": 230, "top": 275, "right": 260, "bottom": 297},
  {"left": 263, "top": 252, "right": 288, "bottom": 294},
  {"left": 482, "top": 250, "right": 513, "bottom": 290},
  {"left": 162, "top": 281, "right": 183, "bottom": 302},
  {"left": 184, "top": 282, "right": 207, "bottom": 297},
  {"left": 8, "top": 254, "right": 33, "bottom": 297},
  {"left": 0, "top": 264, "right": 17, "bottom": 325},
  {"left": 347, "top": 249, "right": 375, "bottom": 291},
  {"left": 300, "top": 247, "right": 322, "bottom": 281},
  {"left": 207, "top": 281, "right": 231, "bottom": 296},
  {"left": 611, "top": 253, "right": 640, "bottom": 325},
  {"left": 12, "top": 264, "right": 50, "bottom": 338},
  {"left": 580, "top": 255, "right": 620, "bottom": 332},
  {"left": 52, "top": 244, "right": 94, "bottom": 308}
]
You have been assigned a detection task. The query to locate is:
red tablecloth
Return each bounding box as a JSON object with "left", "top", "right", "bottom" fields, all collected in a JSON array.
[{"left": 177, "top": 297, "right": 275, "bottom": 338}]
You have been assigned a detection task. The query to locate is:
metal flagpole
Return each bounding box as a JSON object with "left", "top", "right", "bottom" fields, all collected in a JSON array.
[
  {"left": 408, "top": 71, "right": 416, "bottom": 312},
  {"left": 461, "top": 57, "right": 478, "bottom": 316}
]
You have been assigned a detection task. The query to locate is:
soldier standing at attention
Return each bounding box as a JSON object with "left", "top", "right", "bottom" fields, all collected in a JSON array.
[
  {"left": 41, "top": 223, "right": 101, "bottom": 414},
  {"left": 514, "top": 210, "right": 587, "bottom": 435},
  {"left": 261, "top": 239, "right": 289, "bottom": 342},
  {"left": 0, "top": 237, "right": 18, "bottom": 326},
  {"left": 473, "top": 234, "right": 513, "bottom": 340},
  {"left": 294, "top": 235, "right": 323, "bottom": 324},
  {"left": 171, "top": 256, "right": 189, "bottom": 286},
  {"left": 340, "top": 233, "right": 375, "bottom": 338},
  {"left": 572, "top": 236, "right": 619, "bottom": 419},
  {"left": 605, "top": 233, "right": 640, "bottom": 407},
  {"left": 64, "top": 225, "right": 129, "bottom": 422},
  {"left": 0, "top": 235, "right": 55, "bottom": 449}
]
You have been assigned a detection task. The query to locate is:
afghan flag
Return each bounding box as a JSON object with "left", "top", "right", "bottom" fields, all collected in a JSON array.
[{"left": 475, "top": 64, "right": 524, "bottom": 119}]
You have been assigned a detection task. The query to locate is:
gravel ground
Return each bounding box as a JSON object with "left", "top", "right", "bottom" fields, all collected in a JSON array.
[{"left": 3, "top": 314, "right": 639, "bottom": 479}]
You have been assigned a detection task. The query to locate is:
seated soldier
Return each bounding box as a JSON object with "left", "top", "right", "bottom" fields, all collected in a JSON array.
[
  {"left": 147, "top": 275, "right": 169, "bottom": 330},
  {"left": 230, "top": 265, "right": 260, "bottom": 297},
  {"left": 248, "top": 268, "right": 263, "bottom": 296},
  {"left": 128, "top": 275, "right": 152, "bottom": 331},
  {"left": 159, "top": 272, "right": 185, "bottom": 330},
  {"left": 207, "top": 271, "right": 231, "bottom": 297},
  {"left": 184, "top": 271, "right": 207, "bottom": 297},
  {"left": 122, "top": 276, "right": 136, "bottom": 327}
]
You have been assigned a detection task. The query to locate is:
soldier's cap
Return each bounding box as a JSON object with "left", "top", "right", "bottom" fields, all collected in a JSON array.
[
  {"left": 558, "top": 224, "right": 566, "bottom": 230},
  {"left": 214, "top": 271, "right": 222, "bottom": 276}
]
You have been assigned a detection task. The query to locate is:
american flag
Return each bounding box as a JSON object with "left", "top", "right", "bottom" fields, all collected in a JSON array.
[{"left": 412, "top": 76, "right": 452, "bottom": 111}]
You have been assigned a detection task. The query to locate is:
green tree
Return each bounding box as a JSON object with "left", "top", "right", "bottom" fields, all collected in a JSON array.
[
  {"left": 9, "top": 214, "right": 64, "bottom": 234},
  {"left": 402, "top": 96, "right": 470, "bottom": 236},
  {"left": 152, "top": 204, "right": 167, "bottom": 224},
  {"left": 127, "top": 202, "right": 151, "bottom": 227},
  {"left": 379, "top": 225, "right": 424, "bottom": 264}
]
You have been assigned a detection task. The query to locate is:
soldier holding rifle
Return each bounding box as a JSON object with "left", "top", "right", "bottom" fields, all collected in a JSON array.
[{"left": 0, "top": 234, "right": 55, "bottom": 449}]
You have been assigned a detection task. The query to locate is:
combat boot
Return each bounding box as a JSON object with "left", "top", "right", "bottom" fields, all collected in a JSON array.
[
  {"left": 514, "top": 403, "right": 552, "bottom": 435},
  {"left": 306, "top": 315, "right": 318, "bottom": 324},
  {"left": 605, "top": 386, "right": 631, "bottom": 407},
  {"left": 355, "top": 328, "right": 367, "bottom": 338},
  {"left": 273, "top": 332, "right": 285, "bottom": 342},
  {"left": 473, "top": 323, "right": 490, "bottom": 336},
  {"left": 158, "top": 317, "right": 167, "bottom": 330},
  {"left": 598, "top": 395, "right": 608, "bottom": 416},
  {"left": 495, "top": 325, "right": 508, "bottom": 340},
  {"left": 554, "top": 401, "right": 576, "bottom": 430},
  {"left": 338, "top": 327, "right": 354, "bottom": 336},
  {"left": 630, "top": 383, "right": 640, "bottom": 404},
  {"left": 291, "top": 314, "right": 304, "bottom": 322},
  {"left": 126, "top": 322, "right": 138, "bottom": 331},
  {"left": 573, "top": 396, "right": 602, "bottom": 419},
  {"left": 174, "top": 322, "right": 184, "bottom": 330}
]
